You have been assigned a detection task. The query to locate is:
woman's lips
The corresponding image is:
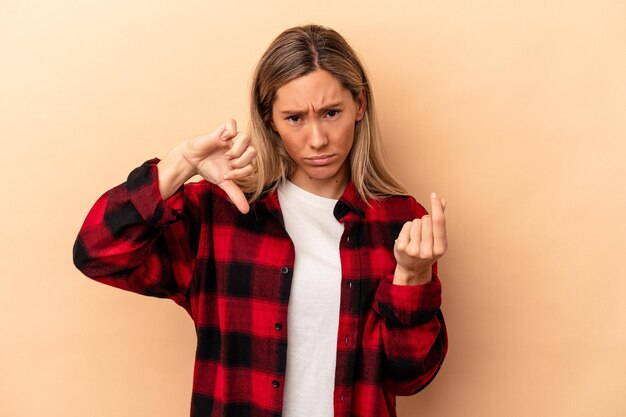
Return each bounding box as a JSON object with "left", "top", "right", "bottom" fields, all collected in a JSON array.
[{"left": 305, "top": 154, "right": 335, "bottom": 166}]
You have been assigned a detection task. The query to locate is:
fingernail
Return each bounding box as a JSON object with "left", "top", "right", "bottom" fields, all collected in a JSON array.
[
  {"left": 223, "top": 174, "right": 229, "bottom": 180},
  {"left": 431, "top": 192, "right": 437, "bottom": 198}
]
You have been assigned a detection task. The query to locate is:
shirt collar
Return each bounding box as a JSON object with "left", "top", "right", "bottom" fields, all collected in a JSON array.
[
  {"left": 257, "top": 180, "right": 367, "bottom": 221},
  {"left": 334, "top": 180, "right": 367, "bottom": 220}
]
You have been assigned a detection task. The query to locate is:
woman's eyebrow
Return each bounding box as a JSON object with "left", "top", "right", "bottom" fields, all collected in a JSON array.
[{"left": 279, "top": 102, "right": 344, "bottom": 115}]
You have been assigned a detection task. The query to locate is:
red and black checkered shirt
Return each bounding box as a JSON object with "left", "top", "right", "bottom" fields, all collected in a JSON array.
[{"left": 73, "top": 159, "right": 447, "bottom": 417}]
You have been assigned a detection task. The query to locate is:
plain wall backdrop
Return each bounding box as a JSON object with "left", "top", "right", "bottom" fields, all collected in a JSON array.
[{"left": 1, "top": 1, "right": 625, "bottom": 416}]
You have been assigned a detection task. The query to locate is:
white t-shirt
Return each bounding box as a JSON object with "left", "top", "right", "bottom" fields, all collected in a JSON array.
[{"left": 278, "top": 180, "right": 344, "bottom": 417}]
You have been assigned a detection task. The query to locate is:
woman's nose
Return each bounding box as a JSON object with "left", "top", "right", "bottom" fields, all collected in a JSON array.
[{"left": 308, "top": 121, "right": 328, "bottom": 149}]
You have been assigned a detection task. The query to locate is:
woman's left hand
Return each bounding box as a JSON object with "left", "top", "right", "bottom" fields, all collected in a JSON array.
[{"left": 393, "top": 192, "right": 448, "bottom": 286}]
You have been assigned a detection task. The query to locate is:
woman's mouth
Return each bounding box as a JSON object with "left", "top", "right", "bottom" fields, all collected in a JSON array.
[{"left": 305, "top": 154, "right": 335, "bottom": 166}]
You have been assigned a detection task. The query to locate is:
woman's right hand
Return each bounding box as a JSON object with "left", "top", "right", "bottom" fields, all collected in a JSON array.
[{"left": 157, "top": 119, "right": 257, "bottom": 213}]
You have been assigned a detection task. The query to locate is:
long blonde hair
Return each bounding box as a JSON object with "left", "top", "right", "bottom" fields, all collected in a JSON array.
[{"left": 239, "top": 24, "right": 407, "bottom": 202}]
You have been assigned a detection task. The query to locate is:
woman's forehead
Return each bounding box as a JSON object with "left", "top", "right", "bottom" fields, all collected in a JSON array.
[{"left": 273, "top": 70, "right": 351, "bottom": 111}]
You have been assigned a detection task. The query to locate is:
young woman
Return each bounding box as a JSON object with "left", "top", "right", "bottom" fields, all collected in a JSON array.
[{"left": 74, "top": 24, "right": 448, "bottom": 417}]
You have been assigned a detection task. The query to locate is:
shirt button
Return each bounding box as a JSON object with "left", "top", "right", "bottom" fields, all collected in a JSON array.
[
  {"left": 272, "top": 380, "right": 280, "bottom": 388},
  {"left": 345, "top": 336, "right": 349, "bottom": 345},
  {"left": 281, "top": 266, "right": 290, "bottom": 275},
  {"left": 275, "top": 323, "right": 282, "bottom": 331},
  {"left": 348, "top": 281, "right": 352, "bottom": 288}
]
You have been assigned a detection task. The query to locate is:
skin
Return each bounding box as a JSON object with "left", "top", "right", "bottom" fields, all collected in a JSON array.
[
  {"left": 157, "top": 119, "right": 256, "bottom": 212},
  {"left": 393, "top": 193, "right": 448, "bottom": 285},
  {"left": 271, "top": 69, "right": 366, "bottom": 199},
  {"left": 271, "top": 69, "right": 447, "bottom": 284},
  {"left": 156, "top": 69, "right": 447, "bottom": 285}
]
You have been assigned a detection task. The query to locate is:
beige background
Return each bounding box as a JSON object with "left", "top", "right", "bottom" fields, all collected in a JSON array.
[{"left": 1, "top": 1, "right": 625, "bottom": 416}]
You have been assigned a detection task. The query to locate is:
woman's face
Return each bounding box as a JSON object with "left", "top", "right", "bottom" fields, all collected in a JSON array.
[{"left": 271, "top": 69, "right": 366, "bottom": 198}]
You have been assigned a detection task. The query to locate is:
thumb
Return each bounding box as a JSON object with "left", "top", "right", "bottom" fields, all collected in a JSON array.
[
  {"left": 218, "top": 180, "right": 250, "bottom": 214},
  {"left": 395, "top": 221, "right": 412, "bottom": 250}
]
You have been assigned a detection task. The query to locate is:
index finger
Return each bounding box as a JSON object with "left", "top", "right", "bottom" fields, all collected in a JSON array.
[
  {"left": 221, "top": 119, "right": 238, "bottom": 141},
  {"left": 225, "top": 133, "right": 251, "bottom": 159},
  {"left": 430, "top": 192, "right": 448, "bottom": 256},
  {"left": 430, "top": 192, "right": 446, "bottom": 221}
]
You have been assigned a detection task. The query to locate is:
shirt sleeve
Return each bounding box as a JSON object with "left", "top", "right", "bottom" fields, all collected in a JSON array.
[
  {"left": 372, "top": 197, "right": 448, "bottom": 396},
  {"left": 72, "top": 159, "right": 201, "bottom": 307}
]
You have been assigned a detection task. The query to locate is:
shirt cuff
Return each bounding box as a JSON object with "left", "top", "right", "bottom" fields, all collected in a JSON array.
[
  {"left": 126, "top": 158, "right": 184, "bottom": 227},
  {"left": 374, "top": 274, "right": 442, "bottom": 327}
]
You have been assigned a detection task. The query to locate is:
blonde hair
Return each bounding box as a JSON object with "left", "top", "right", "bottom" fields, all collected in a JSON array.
[{"left": 238, "top": 24, "right": 407, "bottom": 202}]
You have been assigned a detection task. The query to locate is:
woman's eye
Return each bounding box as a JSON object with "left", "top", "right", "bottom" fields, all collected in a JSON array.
[
  {"left": 287, "top": 115, "right": 301, "bottom": 123},
  {"left": 326, "top": 110, "right": 340, "bottom": 119}
]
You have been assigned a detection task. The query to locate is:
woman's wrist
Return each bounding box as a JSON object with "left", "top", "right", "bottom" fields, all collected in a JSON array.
[
  {"left": 156, "top": 144, "right": 197, "bottom": 200},
  {"left": 392, "top": 265, "right": 432, "bottom": 286}
]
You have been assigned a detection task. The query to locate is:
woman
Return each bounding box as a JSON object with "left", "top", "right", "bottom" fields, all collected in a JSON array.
[{"left": 74, "top": 24, "right": 448, "bottom": 417}]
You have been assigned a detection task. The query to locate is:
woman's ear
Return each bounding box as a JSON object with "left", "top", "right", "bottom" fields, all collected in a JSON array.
[{"left": 355, "top": 89, "right": 367, "bottom": 121}]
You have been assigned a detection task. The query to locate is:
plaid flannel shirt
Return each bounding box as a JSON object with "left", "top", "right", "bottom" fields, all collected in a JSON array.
[{"left": 73, "top": 159, "right": 447, "bottom": 417}]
